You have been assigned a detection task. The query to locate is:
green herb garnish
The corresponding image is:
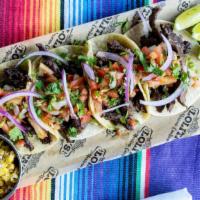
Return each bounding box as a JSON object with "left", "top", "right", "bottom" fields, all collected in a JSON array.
[
  {"left": 108, "top": 98, "right": 120, "bottom": 107},
  {"left": 35, "top": 80, "right": 44, "bottom": 90},
  {"left": 171, "top": 62, "right": 181, "bottom": 79},
  {"left": 70, "top": 90, "right": 80, "bottom": 105},
  {"left": 45, "top": 82, "right": 62, "bottom": 95},
  {"left": 181, "top": 72, "right": 190, "bottom": 85},
  {"left": 77, "top": 102, "right": 85, "bottom": 117},
  {"left": 78, "top": 55, "right": 96, "bottom": 66},
  {"left": 68, "top": 127, "right": 78, "bottom": 137},
  {"left": 9, "top": 127, "right": 23, "bottom": 142}
]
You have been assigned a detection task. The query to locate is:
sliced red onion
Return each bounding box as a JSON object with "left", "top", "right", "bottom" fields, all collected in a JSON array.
[
  {"left": 140, "top": 84, "right": 184, "bottom": 107},
  {"left": 16, "top": 51, "right": 68, "bottom": 67},
  {"left": 28, "top": 86, "right": 53, "bottom": 132},
  {"left": 127, "top": 52, "right": 135, "bottom": 94},
  {"left": 138, "top": 10, "right": 151, "bottom": 37},
  {"left": 83, "top": 63, "right": 95, "bottom": 80},
  {"left": 0, "top": 91, "right": 41, "bottom": 105},
  {"left": 96, "top": 51, "right": 128, "bottom": 67},
  {"left": 101, "top": 103, "right": 130, "bottom": 114},
  {"left": 143, "top": 34, "right": 173, "bottom": 81},
  {"left": 0, "top": 108, "right": 26, "bottom": 133},
  {"left": 61, "top": 70, "right": 78, "bottom": 119}
]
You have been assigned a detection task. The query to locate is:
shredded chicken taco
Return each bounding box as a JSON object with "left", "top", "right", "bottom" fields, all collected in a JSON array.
[{"left": 125, "top": 8, "right": 200, "bottom": 116}]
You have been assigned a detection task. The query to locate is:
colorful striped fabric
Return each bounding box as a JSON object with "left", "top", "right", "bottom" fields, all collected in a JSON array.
[{"left": 1, "top": 0, "right": 199, "bottom": 199}]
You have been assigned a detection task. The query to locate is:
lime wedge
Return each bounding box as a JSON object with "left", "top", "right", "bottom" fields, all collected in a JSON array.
[
  {"left": 174, "top": 4, "right": 200, "bottom": 31},
  {"left": 192, "top": 23, "right": 200, "bottom": 41}
]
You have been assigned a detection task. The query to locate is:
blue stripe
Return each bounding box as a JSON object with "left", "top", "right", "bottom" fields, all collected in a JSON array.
[
  {"left": 59, "top": 176, "right": 62, "bottom": 200},
  {"left": 63, "top": 174, "right": 67, "bottom": 200}
]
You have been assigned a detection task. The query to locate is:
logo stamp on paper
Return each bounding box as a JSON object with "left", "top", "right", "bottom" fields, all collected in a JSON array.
[
  {"left": 80, "top": 146, "right": 106, "bottom": 168},
  {"left": 123, "top": 126, "right": 153, "bottom": 155},
  {"left": 20, "top": 152, "right": 44, "bottom": 176},
  {"left": 167, "top": 106, "right": 199, "bottom": 141},
  {"left": 2, "top": 44, "right": 26, "bottom": 63},
  {"left": 59, "top": 139, "right": 86, "bottom": 158},
  {"left": 46, "top": 29, "right": 73, "bottom": 49},
  {"left": 177, "top": 0, "right": 191, "bottom": 12},
  {"left": 37, "top": 167, "right": 59, "bottom": 183},
  {"left": 87, "top": 16, "right": 119, "bottom": 39}
]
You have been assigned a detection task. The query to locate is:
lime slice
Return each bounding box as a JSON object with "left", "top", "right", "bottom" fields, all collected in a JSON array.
[
  {"left": 174, "top": 4, "right": 200, "bottom": 31},
  {"left": 192, "top": 23, "right": 200, "bottom": 41}
]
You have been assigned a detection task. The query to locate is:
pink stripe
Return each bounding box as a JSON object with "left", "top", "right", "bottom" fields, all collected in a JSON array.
[{"left": 145, "top": 149, "right": 150, "bottom": 198}]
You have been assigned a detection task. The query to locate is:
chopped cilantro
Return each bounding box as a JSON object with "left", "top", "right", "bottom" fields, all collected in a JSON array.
[
  {"left": 78, "top": 55, "right": 96, "bottom": 66},
  {"left": 119, "top": 111, "right": 128, "bottom": 124},
  {"left": 77, "top": 102, "right": 85, "bottom": 117},
  {"left": 181, "top": 72, "right": 190, "bottom": 85},
  {"left": 171, "top": 62, "right": 181, "bottom": 79},
  {"left": 134, "top": 49, "right": 164, "bottom": 76},
  {"left": 9, "top": 127, "right": 23, "bottom": 142},
  {"left": 68, "top": 127, "right": 78, "bottom": 137},
  {"left": 118, "top": 87, "right": 125, "bottom": 96},
  {"left": 70, "top": 90, "right": 80, "bottom": 105},
  {"left": 94, "top": 90, "right": 100, "bottom": 97},
  {"left": 108, "top": 98, "right": 120, "bottom": 107},
  {"left": 35, "top": 80, "right": 44, "bottom": 90},
  {"left": 45, "top": 82, "right": 62, "bottom": 95},
  {"left": 114, "top": 19, "right": 130, "bottom": 34},
  {"left": 35, "top": 107, "right": 42, "bottom": 117}
]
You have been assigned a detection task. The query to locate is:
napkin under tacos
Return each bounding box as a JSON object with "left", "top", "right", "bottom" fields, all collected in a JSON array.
[
  {"left": 0, "top": 59, "right": 59, "bottom": 154},
  {"left": 87, "top": 33, "right": 149, "bottom": 132},
  {"left": 125, "top": 8, "right": 200, "bottom": 116},
  {"left": 29, "top": 44, "right": 104, "bottom": 140}
]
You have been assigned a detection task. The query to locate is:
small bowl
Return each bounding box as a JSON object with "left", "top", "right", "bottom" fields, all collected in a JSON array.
[{"left": 0, "top": 134, "right": 22, "bottom": 200}]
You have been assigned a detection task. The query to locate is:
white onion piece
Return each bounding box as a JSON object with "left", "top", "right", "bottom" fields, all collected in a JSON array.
[
  {"left": 61, "top": 70, "right": 78, "bottom": 119},
  {"left": 83, "top": 63, "right": 95, "bottom": 80},
  {"left": 28, "top": 86, "right": 53, "bottom": 132},
  {"left": 52, "top": 100, "right": 66, "bottom": 110},
  {"left": 0, "top": 108, "right": 26, "bottom": 133},
  {"left": 96, "top": 51, "right": 128, "bottom": 67},
  {"left": 138, "top": 10, "right": 151, "bottom": 37},
  {"left": 140, "top": 84, "right": 184, "bottom": 106},
  {"left": 101, "top": 103, "right": 130, "bottom": 114},
  {"left": 143, "top": 34, "right": 173, "bottom": 81},
  {"left": 13, "top": 105, "right": 20, "bottom": 116},
  {"left": 0, "top": 91, "right": 41, "bottom": 105},
  {"left": 16, "top": 51, "right": 68, "bottom": 67}
]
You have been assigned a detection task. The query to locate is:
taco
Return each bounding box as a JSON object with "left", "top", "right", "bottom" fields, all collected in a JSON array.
[
  {"left": 125, "top": 8, "right": 200, "bottom": 116},
  {"left": 0, "top": 59, "right": 59, "bottom": 154},
  {"left": 86, "top": 33, "right": 149, "bottom": 131},
  {"left": 28, "top": 44, "right": 104, "bottom": 141}
]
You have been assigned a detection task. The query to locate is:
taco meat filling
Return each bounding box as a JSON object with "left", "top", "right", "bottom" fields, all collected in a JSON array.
[
  {"left": 33, "top": 58, "right": 92, "bottom": 139},
  {"left": 90, "top": 40, "right": 147, "bottom": 130},
  {"left": 133, "top": 7, "right": 200, "bottom": 112}
]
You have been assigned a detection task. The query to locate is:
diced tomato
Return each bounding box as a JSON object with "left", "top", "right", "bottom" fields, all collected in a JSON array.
[
  {"left": 81, "top": 114, "right": 92, "bottom": 124},
  {"left": 67, "top": 74, "right": 74, "bottom": 82},
  {"left": 107, "top": 90, "right": 119, "bottom": 98},
  {"left": 41, "top": 113, "right": 51, "bottom": 124},
  {"left": 141, "top": 46, "right": 150, "bottom": 56},
  {"left": 89, "top": 80, "right": 99, "bottom": 91},
  {"left": 16, "top": 140, "right": 25, "bottom": 147},
  {"left": 128, "top": 118, "right": 137, "bottom": 128},
  {"left": 97, "top": 69, "right": 107, "bottom": 77},
  {"left": 99, "top": 76, "right": 110, "bottom": 88},
  {"left": 112, "top": 62, "right": 124, "bottom": 72},
  {"left": 69, "top": 77, "right": 85, "bottom": 89},
  {"left": 135, "top": 65, "right": 144, "bottom": 72},
  {"left": 149, "top": 51, "right": 158, "bottom": 60}
]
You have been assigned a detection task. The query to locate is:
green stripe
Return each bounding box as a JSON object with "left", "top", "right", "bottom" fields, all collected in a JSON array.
[{"left": 136, "top": 152, "right": 142, "bottom": 200}]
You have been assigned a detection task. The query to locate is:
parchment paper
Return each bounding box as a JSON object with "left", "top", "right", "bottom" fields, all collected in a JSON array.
[{"left": 0, "top": 0, "right": 199, "bottom": 187}]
